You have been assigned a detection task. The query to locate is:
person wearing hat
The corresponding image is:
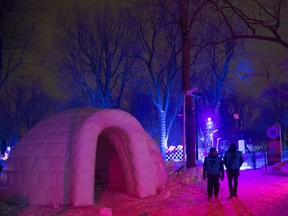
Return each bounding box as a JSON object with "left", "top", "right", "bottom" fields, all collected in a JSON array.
[
  {"left": 224, "top": 142, "right": 243, "bottom": 199},
  {"left": 203, "top": 147, "right": 224, "bottom": 199}
]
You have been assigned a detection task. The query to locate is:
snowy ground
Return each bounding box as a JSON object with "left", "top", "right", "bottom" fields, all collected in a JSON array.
[{"left": 1, "top": 164, "right": 288, "bottom": 216}]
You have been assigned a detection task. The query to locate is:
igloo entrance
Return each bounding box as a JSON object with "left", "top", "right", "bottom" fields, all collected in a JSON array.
[{"left": 95, "top": 127, "right": 126, "bottom": 193}]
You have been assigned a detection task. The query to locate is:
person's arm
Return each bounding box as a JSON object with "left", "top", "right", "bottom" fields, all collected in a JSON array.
[
  {"left": 239, "top": 153, "right": 243, "bottom": 167},
  {"left": 203, "top": 159, "right": 207, "bottom": 179},
  {"left": 223, "top": 153, "right": 227, "bottom": 168},
  {"left": 220, "top": 159, "right": 224, "bottom": 180}
]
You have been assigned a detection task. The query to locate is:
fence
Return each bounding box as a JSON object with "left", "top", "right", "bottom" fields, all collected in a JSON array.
[
  {"left": 244, "top": 151, "right": 288, "bottom": 169},
  {"left": 166, "top": 147, "right": 288, "bottom": 169}
]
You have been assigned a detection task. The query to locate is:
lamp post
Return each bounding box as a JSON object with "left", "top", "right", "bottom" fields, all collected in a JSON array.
[
  {"left": 206, "top": 117, "right": 213, "bottom": 153},
  {"left": 211, "top": 129, "right": 218, "bottom": 148},
  {"left": 192, "top": 92, "right": 201, "bottom": 161}
]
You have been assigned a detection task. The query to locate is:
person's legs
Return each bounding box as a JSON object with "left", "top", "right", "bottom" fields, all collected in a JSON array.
[
  {"left": 207, "top": 178, "right": 213, "bottom": 198},
  {"left": 209, "top": 174, "right": 220, "bottom": 197},
  {"left": 227, "top": 171, "right": 233, "bottom": 198},
  {"left": 214, "top": 178, "right": 220, "bottom": 197},
  {"left": 233, "top": 173, "right": 239, "bottom": 196}
]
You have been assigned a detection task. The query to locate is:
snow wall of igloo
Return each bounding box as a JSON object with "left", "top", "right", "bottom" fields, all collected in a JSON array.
[{"left": 0, "top": 108, "right": 168, "bottom": 207}]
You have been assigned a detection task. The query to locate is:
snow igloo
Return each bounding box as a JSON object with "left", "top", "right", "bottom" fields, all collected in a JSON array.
[{"left": 0, "top": 108, "right": 168, "bottom": 207}]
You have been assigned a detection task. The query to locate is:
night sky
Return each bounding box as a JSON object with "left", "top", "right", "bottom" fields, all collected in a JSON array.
[
  {"left": 29, "top": 0, "right": 288, "bottom": 99},
  {"left": 29, "top": 0, "right": 127, "bottom": 98}
]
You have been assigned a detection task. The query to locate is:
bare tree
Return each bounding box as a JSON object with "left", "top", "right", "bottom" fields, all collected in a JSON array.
[
  {"left": 192, "top": 11, "right": 249, "bottom": 150},
  {"left": 0, "top": 79, "right": 58, "bottom": 146},
  {"left": 135, "top": 0, "right": 243, "bottom": 166},
  {"left": 128, "top": 89, "right": 159, "bottom": 139},
  {"left": 209, "top": 0, "right": 288, "bottom": 92},
  {"left": 142, "top": 0, "right": 209, "bottom": 167},
  {"left": 260, "top": 83, "right": 288, "bottom": 147},
  {"left": 128, "top": 2, "right": 183, "bottom": 159},
  {"left": 209, "top": 0, "right": 288, "bottom": 48},
  {"left": 53, "top": 3, "right": 137, "bottom": 109},
  {"left": 0, "top": 0, "right": 38, "bottom": 89},
  {"left": 224, "top": 89, "right": 258, "bottom": 142}
]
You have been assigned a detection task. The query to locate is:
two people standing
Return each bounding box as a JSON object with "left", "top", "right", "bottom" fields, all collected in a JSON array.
[{"left": 203, "top": 142, "right": 243, "bottom": 199}]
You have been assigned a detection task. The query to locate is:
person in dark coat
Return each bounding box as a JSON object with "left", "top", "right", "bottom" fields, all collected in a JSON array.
[
  {"left": 203, "top": 147, "right": 224, "bottom": 199},
  {"left": 224, "top": 142, "right": 243, "bottom": 199}
]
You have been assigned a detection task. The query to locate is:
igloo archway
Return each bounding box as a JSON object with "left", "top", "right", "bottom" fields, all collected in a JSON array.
[{"left": 0, "top": 108, "right": 167, "bottom": 207}]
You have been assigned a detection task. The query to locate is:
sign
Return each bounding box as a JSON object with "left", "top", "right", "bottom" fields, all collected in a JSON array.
[
  {"left": 267, "top": 125, "right": 282, "bottom": 166},
  {"left": 238, "top": 140, "right": 245, "bottom": 154}
]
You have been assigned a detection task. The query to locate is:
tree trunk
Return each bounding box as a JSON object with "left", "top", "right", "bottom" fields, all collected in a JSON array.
[
  {"left": 214, "top": 101, "right": 221, "bottom": 131},
  {"left": 159, "top": 111, "right": 167, "bottom": 160},
  {"left": 179, "top": 0, "right": 196, "bottom": 168}
]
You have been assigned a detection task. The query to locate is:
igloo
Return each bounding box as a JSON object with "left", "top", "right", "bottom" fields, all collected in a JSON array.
[{"left": 0, "top": 108, "right": 168, "bottom": 207}]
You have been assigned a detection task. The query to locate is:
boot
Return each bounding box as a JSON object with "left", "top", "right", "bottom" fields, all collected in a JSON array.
[
  {"left": 228, "top": 187, "right": 233, "bottom": 199},
  {"left": 233, "top": 186, "right": 238, "bottom": 197},
  {"left": 214, "top": 183, "right": 220, "bottom": 197}
]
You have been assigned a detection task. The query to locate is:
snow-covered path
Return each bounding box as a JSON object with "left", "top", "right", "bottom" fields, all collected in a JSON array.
[{"left": 6, "top": 167, "right": 288, "bottom": 216}]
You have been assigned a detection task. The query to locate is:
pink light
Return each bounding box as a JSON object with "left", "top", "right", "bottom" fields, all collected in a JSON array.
[{"left": 234, "top": 113, "right": 239, "bottom": 119}]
